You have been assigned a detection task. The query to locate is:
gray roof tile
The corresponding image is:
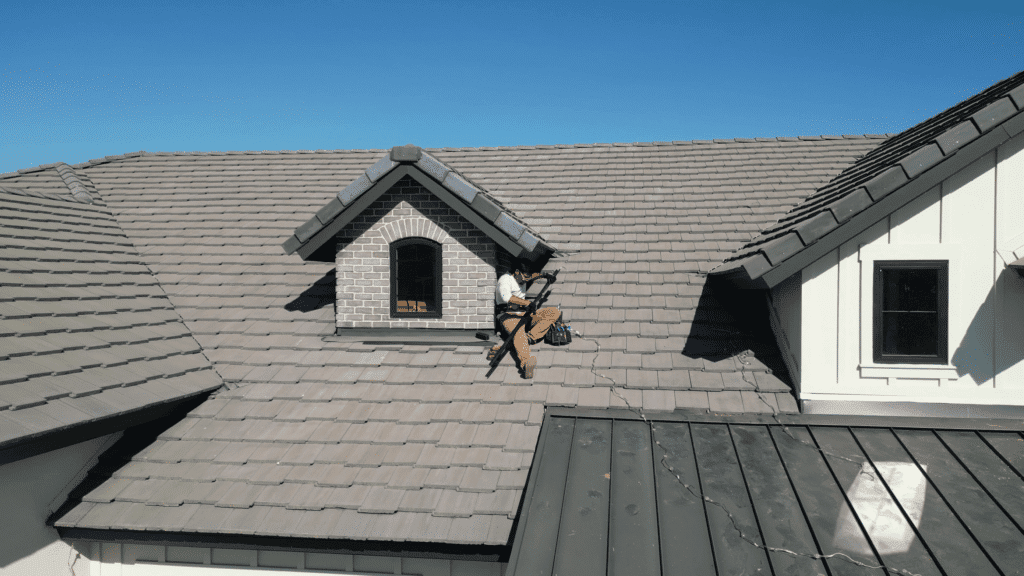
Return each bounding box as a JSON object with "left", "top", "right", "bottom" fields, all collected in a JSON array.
[
  {"left": 433, "top": 489, "right": 478, "bottom": 518},
  {"left": 38, "top": 135, "right": 885, "bottom": 545}
]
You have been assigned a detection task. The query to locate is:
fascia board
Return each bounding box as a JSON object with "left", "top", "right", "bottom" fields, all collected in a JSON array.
[
  {"left": 295, "top": 166, "right": 412, "bottom": 261},
  {"left": 756, "top": 123, "right": 1013, "bottom": 290},
  {"left": 406, "top": 167, "right": 526, "bottom": 259}
]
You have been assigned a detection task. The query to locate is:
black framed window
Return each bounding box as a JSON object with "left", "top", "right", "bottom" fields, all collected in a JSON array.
[
  {"left": 390, "top": 238, "right": 442, "bottom": 318},
  {"left": 873, "top": 260, "right": 948, "bottom": 364}
]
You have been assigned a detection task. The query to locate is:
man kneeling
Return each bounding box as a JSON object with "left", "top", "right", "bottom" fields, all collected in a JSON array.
[{"left": 493, "top": 260, "right": 560, "bottom": 379}]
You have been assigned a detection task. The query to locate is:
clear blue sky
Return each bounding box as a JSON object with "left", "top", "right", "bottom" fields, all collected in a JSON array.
[{"left": 2, "top": 1, "right": 1023, "bottom": 174}]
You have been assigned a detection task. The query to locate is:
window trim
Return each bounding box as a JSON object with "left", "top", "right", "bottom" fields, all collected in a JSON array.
[
  {"left": 389, "top": 237, "right": 442, "bottom": 319},
  {"left": 872, "top": 260, "right": 949, "bottom": 365},
  {"left": 856, "top": 243, "right": 962, "bottom": 380}
]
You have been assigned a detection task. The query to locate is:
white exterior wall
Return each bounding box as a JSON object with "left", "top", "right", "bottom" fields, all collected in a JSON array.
[
  {"left": 798, "top": 132, "right": 1024, "bottom": 414},
  {"left": 84, "top": 543, "right": 504, "bottom": 576},
  {"left": 0, "top": 433, "right": 120, "bottom": 576}
]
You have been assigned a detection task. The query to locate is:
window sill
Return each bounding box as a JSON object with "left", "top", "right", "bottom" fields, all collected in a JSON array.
[{"left": 859, "top": 364, "right": 959, "bottom": 380}]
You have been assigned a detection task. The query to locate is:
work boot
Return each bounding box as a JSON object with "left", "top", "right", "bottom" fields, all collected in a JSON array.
[{"left": 521, "top": 356, "right": 536, "bottom": 379}]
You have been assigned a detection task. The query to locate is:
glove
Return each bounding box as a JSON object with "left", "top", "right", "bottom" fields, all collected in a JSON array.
[
  {"left": 541, "top": 272, "right": 556, "bottom": 281},
  {"left": 527, "top": 300, "right": 538, "bottom": 313}
]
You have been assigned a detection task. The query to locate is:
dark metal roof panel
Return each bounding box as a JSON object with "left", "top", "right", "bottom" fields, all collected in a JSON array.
[{"left": 509, "top": 411, "right": 1024, "bottom": 576}]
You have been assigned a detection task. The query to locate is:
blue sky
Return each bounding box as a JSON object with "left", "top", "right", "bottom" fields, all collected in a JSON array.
[{"left": 2, "top": 1, "right": 1023, "bottom": 174}]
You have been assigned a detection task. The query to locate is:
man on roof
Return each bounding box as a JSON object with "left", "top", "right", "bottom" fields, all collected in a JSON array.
[{"left": 493, "top": 259, "right": 560, "bottom": 378}]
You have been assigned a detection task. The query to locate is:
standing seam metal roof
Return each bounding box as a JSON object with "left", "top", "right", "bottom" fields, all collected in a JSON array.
[{"left": 509, "top": 409, "right": 1024, "bottom": 576}]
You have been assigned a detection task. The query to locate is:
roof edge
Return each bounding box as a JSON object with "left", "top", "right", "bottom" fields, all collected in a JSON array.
[
  {"left": 716, "top": 101, "right": 1024, "bottom": 290},
  {"left": 0, "top": 392, "right": 212, "bottom": 466},
  {"left": 53, "top": 528, "right": 510, "bottom": 561}
]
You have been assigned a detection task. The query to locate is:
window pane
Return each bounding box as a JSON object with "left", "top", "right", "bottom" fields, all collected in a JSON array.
[
  {"left": 394, "top": 243, "right": 437, "bottom": 314},
  {"left": 881, "top": 268, "right": 938, "bottom": 312},
  {"left": 882, "top": 312, "right": 938, "bottom": 356}
]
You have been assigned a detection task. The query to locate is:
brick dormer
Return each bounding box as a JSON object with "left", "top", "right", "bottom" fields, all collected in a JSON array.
[{"left": 283, "top": 145, "right": 557, "bottom": 333}]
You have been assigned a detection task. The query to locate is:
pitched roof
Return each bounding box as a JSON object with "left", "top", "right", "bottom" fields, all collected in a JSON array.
[
  {"left": 715, "top": 70, "right": 1024, "bottom": 288},
  {"left": 0, "top": 179, "right": 222, "bottom": 462},
  {"left": 509, "top": 409, "right": 1024, "bottom": 576},
  {"left": 0, "top": 137, "right": 884, "bottom": 544},
  {"left": 284, "top": 145, "right": 557, "bottom": 262}
]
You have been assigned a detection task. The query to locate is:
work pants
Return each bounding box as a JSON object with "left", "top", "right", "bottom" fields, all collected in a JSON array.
[{"left": 499, "top": 307, "right": 560, "bottom": 364}]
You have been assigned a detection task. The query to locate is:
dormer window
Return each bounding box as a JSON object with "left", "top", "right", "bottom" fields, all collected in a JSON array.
[{"left": 391, "top": 237, "right": 441, "bottom": 318}]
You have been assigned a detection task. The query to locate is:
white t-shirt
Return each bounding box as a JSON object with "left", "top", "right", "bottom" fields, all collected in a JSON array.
[{"left": 495, "top": 273, "right": 526, "bottom": 305}]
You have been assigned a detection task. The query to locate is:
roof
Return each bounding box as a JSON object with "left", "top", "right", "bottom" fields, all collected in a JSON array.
[
  {"left": 509, "top": 409, "right": 1024, "bottom": 576},
  {"left": 284, "top": 145, "right": 557, "bottom": 262},
  {"left": 715, "top": 70, "right": 1024, "bottom": 289},
  {"left": 0, "top": 175, "right": 222, "bottom": 463},
  {"left": 0, "top": 137, "right": 884, "bottom": 544}
]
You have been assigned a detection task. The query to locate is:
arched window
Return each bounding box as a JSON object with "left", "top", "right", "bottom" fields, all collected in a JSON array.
[{"left": 390, "top": 238, "right": 442, "bottom": 318}]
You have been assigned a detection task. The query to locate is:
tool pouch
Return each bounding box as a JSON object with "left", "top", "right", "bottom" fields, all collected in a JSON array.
[{"left": 544, "top": 313, "right": 572, "bottom": 346}]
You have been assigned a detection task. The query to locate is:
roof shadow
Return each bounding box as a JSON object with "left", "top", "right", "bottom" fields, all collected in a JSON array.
[
  {"left": 284, "top": 269, "right": 336, "bottom": 313},
  {"left": 682, "top": 276, "right": 792, "bottom": 380}
]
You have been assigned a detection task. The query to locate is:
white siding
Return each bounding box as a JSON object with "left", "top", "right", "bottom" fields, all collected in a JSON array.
[
  {"left": 0, "top": 433, "right": 120, "bottom": 576},
  {"left": 798, "top": 131, "right": 1024, "bottom": 413}
]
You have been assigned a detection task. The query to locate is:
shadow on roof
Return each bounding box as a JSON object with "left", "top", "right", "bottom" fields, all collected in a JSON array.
[
  {"left": 682, "top": 277, "right": 792, "bottom": 382},
  {"left": 284, "top": 270, "right": 336, "bottom": 313}
]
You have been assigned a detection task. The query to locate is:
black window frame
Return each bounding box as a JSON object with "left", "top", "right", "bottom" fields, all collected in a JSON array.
[
  {"left": 873, "top": 260, "right": 949, "bottom": 365},
  {"left": 389, "top": 237, "right": 443, "bottom": 319}
]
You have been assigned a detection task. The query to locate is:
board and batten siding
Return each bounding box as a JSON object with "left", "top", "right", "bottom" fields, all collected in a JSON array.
[{"left": 785, "top": 131, "right": 1024, "bottom": 415}]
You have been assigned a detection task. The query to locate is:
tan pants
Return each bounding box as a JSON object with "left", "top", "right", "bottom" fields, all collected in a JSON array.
[{"left": 498, "top": 307, "right": 560, "bottom": 365}]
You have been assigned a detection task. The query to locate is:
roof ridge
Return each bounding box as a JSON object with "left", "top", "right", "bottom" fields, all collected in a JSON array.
[
  {"left": 35, "top": 134, "right": 901, "bottom": 170},
  {"left": 424, "top": 135, "right": 893, "bottom": 152},
  {"left": 53, "top": 162, "right": 99, "bottom": 204}
]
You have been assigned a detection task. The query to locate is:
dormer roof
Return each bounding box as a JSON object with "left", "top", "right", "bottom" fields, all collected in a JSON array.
[
  {"left": 714, "top": 70, "right": 1024, "bottom": 288},
  {"left": 282, "top": 145, "right": 558, "bottom": 262}
]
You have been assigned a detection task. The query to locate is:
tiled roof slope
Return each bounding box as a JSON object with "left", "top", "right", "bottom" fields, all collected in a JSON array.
[
  {"left": 717, "top": 70, "right": 1024, "bottom": 288},
  {"left": 0, "top": 184, "right": 222, "bottom": 459},
  {"left": 41, "top": 138, "right": 883, "bottom": 544},
  {"left": 284, "top": 146, "right": 556, "bottom": 261}
]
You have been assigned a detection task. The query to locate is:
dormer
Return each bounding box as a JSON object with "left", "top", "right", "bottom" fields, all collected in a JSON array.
[{"left": 283, "top": 145, "right": 557, "bottom": 333}]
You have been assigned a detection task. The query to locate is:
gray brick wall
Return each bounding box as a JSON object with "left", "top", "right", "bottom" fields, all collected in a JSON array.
[{"left": 336, "top": 176, "right": 498, "bottom": 330}]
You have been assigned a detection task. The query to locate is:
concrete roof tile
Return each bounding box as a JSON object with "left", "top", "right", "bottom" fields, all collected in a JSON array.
[
  {"left": 484, "top": 449, "right": 524, "bottom": 472},
  {"left": 35, "top": 135, "right": 893, "bottom": 544},
  {"left": 423, "top": 466, "right": 467, "bottom": 490},
  {"left": 398, "top": 488, "right": 443, "bottom": 513},
  {"left": 474, "top": 489, "right": 520, "bottom": 516},
  {"left": 386, "top": 466, "right": 430, "bottom": 490},
  {"left": 433, "top": 490, "right": 478, "bottom": 518},
  {"left": 497, "top": 469, "right": 529, "bottom": 490},
  {"left": 450, "top": 447, "right": 490, "bottom": 468},
  {"left": 315, "top": 464, "right": 360, "bottom": 488},
  {"left": 325, "top": 485, "right": 371, "bottom": 509}
]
